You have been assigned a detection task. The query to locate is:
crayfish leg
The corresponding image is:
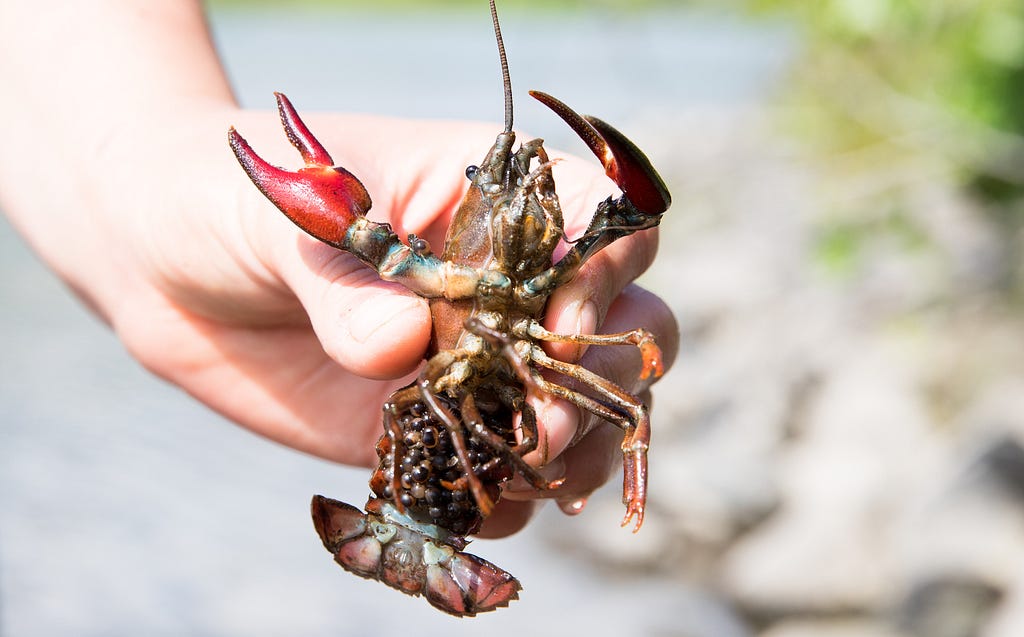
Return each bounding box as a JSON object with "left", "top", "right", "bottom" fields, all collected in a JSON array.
[
  {"left": 526, "top": 347, "right": 652, "bottom": 533},
  {"left": 523, "top": 319, "right": 664, "bottom": 380},
  {"left": 418, "top": 381, "right": 496, "bottom": 517},
  {"left": 460, "top": 392, "right": 564, "bottom": 492}
]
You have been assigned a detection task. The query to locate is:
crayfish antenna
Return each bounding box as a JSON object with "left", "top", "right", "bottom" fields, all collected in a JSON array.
[{"left": 489, "top": 0, "right": 514, "bottom": 134}]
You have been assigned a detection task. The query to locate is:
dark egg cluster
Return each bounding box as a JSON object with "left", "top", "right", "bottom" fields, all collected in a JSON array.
[{"left": 370, "top": 397, "right": 513, "bottom": 536}]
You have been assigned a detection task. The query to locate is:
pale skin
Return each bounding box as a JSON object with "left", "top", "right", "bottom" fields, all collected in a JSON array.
[{"left": 0, "top": 1, "right": 678, "bottom": 537}]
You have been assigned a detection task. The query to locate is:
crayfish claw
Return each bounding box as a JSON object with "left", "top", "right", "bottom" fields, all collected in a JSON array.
[
  {"left": 529, "top": 90, "right": 671, "bottom": 216},
  {"left": 228, "top": 94, "right": 373, "bottom": 248},
  {"left": 274, "top": 92, "right": 334, "bottom": 166}
]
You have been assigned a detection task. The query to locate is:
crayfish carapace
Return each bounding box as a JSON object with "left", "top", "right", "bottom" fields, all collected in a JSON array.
[{"left": 228, "top": 0, "right": 671, "bottom": 617}]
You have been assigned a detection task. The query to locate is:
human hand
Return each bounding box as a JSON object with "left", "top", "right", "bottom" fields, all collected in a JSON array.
[
  {"left": 0, "top": 1, "right": 678, "bottom": 539},
  {"left": 138, "top": 106, "right": 678, "bottom": 537}
]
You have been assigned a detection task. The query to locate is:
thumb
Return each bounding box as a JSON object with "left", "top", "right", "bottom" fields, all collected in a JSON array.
[{"left": 276, "top": 234, "right": 431, "bottom": 379}]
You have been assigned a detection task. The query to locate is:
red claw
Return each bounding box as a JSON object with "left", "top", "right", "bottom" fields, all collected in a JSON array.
[
  {"left": 529, "top": 90, "right": 671, "bottom": 216},
  {"left": 274, "top": 92, "right": 334, "bottom": 166},
  {"left": 228, "top": 93, "right": 372, "bottom": 248}
]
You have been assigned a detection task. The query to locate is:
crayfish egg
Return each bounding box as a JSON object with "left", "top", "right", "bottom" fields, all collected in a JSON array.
[
  {"left": 401, "top": 472, "right": 417, "bottom": 489},
  {"left": 465, "top": 165, "right": 478, "bottom": 179},
  {"left": 411, "top": 465, "right": 430, "bottom": 482},
  {"left": 421, "top": 427, "right": 438, "bottom": 448},
  {"left": 401, "top": 455, "right": 417, "bottom": 474}
]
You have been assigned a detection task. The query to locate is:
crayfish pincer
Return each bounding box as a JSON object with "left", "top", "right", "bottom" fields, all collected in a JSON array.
[{"left": 227, "top": 0, "right": 671, "bottom": 617}]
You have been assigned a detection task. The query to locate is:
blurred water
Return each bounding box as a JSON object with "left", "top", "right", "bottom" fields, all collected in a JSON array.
[
  {"left": 216, "top": 7, "right": 791, "bottom": 135},
  {"left": 0, "top": 6, "right": 791, "bottom": 637}
]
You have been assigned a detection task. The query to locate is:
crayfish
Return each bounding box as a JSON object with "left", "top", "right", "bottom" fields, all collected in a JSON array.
[{"left": 227, "top": 0, "right": 671, "bottom": 617}]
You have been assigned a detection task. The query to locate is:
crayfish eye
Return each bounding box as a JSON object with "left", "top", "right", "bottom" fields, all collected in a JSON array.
[
  {"left": 407, "top": 234, "right": 432, "bottom": 256},
  {"left": 465, "top": 165, "right": 479, "bottom": 180}
]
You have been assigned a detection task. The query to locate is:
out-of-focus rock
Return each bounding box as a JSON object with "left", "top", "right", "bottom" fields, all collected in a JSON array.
[
  {"left": 895, "top": 576, "right": 1002, "bottom": 637},
  {"left": 985, "top": 569, "right": 1024, "bottom": 637},
  {"left": 893, "top": 437, "right": 1024, "bottom": 594},
  {"left": 718, "top": 337, "right": 941, "bottom": 617}
]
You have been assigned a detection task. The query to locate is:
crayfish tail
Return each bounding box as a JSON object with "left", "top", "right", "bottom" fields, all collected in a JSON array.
[
  {"left": 311, "top": 495, "right": 382, "bottom": 577},
  {"left": 425, "top": 548, "right": 521, "bottom": 616},
  {"left": 311, "top": 495, "right": 521, "bottom": 617}
]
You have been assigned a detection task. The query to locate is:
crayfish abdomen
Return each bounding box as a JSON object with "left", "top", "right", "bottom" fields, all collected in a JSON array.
[
  {"left": 370, "top": 394, "right": 513, "bottom": 536},
  {"left": 311, "top": 390, "right": 526, "bottom": 616},
  {"left": 229, "top": 0, "right": 671, "bottom": 617}
]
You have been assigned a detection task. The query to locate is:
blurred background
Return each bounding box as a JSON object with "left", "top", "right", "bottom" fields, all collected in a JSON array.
[{"left": 3, "top": 1, "right": 1024, "bottom": 635}]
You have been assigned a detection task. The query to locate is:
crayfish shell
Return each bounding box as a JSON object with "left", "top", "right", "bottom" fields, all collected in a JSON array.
[{"left": 311, "top": 495, "right": 521, "bottom": 616}]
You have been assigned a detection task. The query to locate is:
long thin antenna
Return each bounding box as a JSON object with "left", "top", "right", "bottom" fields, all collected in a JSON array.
[{"left": 489, "top": 0, "right": 513, "bottom": 133}]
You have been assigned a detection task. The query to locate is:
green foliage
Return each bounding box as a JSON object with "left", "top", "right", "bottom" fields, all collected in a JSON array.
[
  {"left": 722, "top": 0, "right": 1024, "bottom": 291},
  {"left": 813, "top": 207, "right": 929, "bottom": 277},
  {"left": 741, "top": 0, "right": 1024, "bottom": 148}
]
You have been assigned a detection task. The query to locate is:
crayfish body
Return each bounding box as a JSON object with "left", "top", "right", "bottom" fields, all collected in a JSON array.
[{"left": 228, "top": 0, "right": 671, "bottom": 617}]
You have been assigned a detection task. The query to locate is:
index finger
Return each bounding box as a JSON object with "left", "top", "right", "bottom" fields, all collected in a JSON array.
[{"left": 543, "top": 224, "right": 661, "bottom": 365}]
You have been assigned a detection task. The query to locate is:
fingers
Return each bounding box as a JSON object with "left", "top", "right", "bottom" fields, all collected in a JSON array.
[
  {"left": 504, "top": 418, "right": 621, "bottom": 508},
  {"left": 224, "top": 111, "right": 450, "bottom": 382},
  {"left": 509, "top": 284, "right": 678, "bottom": 511},
  {"left": 113, "top": 287, "right": 394, "bottom": 468},
  {"left": 270, "top": 231, "right": 432, "bottom": 380},
  {"left": 580, "top": 284, "right": 679, "bottom": 394},
  {"left": 542, "top": 227, "right": 660, "bottom": 363},
  {"left": 474, "top": 500, "right": 538, "bottom": 539}
]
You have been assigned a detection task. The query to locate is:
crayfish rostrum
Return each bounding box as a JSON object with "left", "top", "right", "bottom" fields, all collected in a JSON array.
[{"left": 227, "top": 0, "right": 671, "bottom": 617}]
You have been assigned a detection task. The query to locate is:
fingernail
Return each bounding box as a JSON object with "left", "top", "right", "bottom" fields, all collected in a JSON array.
[
  {"left": 575, "top": 299, "right": 599, "bottom": 336},
  {"left": 561, "top": 299, "right": 598, "bottom": 362},
  {"left": 350, "top": 295, "right": 422, "bottom": 343}
]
